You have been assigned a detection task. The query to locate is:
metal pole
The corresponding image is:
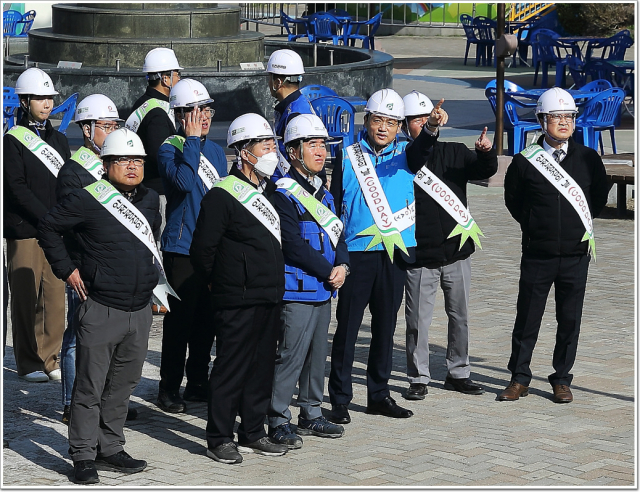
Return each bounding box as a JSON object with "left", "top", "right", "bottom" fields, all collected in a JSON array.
[
  {"left": 23, "top": 54, "right": 29, "bottom": 67},
  {"left": 115, "top": 59, "right": 120, "bottom": 71},
  {"left": 217, "top": 60, "right": 222, "bottom": 72},
  {"left": 313, "top": 43, "right": 318, "bottom": 67},
  {"left": 329, "top": 50, "right": 334, "bottom": 66},
  {"left": 495, "top": 3, "right": 505, "bottom": 155}
]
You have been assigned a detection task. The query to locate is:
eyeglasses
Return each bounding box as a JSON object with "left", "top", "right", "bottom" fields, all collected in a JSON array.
[
  {"left": 182, "top": 107, "right": 215, "bottom": 118},
  {"left": 95, "top": 123, "right": 120, "bottom": 134},
  {"left": 111, "top": 157, "right": 144, "bottom": 167},
  {"left": 547, "top": 114, "right": 575, "bottom": 123},
  {"left": 369, "top": 117, "right": 399, "bottom": 129}
]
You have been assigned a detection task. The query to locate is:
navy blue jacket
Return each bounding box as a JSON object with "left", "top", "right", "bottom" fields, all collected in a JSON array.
[
  {"left": 274, "top": 166, "right": 349, "bottom": 302},
  {"left": 158, "top": 130, "right": 228, "bottom": 255},
  {"left": 274, "top": 89, "right": 315, "bottom": 155}
]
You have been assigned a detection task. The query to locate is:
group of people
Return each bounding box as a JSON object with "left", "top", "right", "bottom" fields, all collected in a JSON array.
[{"left": 3, "top": 45, "right": 609, "bottom": 485}]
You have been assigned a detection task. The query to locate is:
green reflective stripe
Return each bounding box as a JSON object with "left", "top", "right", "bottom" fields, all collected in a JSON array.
[
  {"left": 163, "top": 135, "right": 185, "bottom": 152},
  {"left": 7, "top": 125, "right": 65, "bottom": 177},
  {"left": 135, "top": 98, "right": 170, "bottom": 120},
  {"left": 84, "top": 180, "right": 119, "bottom": 203},
  {"left": 7, "top": 126, "right": 41, "bottom": 150},
  {"left": 70, "top": 147, "right": 103, "bottom": 173},
  {"left": 278, "top": 179, "right": 340, "bottom": 229}
]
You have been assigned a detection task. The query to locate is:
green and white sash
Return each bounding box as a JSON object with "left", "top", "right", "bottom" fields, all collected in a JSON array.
[
  {"left": 125, "top": 98, "right": 174, "bottom": 133},
  {"left": 276, "top": 177, "right": 343, "bottom": 247},
  {"left": 214, "top": 176, "right": 281, "bottom": 244},
  {"left": 521, "top": 144, "right": 597, "bottom": 260},
  {"left": 345, "top": 142, "right": 411, "bottom": 260},
  {"left": 414, "top": 166, "right": 484, "bottom": 250},
  {"left": 7, "top": 126, "right": 65, "bottom": 177},
  {"left": 70, "top": 146, "right": 104, "bottom": 181},
  {"left": 84, "top": 180, "right": 179, "bottom": 309},
  {"left": 163, "top": 135, "right": 221, "bottom": 190}
]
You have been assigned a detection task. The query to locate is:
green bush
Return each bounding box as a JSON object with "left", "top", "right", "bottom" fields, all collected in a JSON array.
[{"left": 556, "top": 3, "right": 635, "bottom": 37}]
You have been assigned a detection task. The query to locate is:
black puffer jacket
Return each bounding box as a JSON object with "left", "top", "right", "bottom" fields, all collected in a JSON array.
[
  {"left": 37, "top": 183, "right": 161, "bottom": 312},
  {"left": 3, "top": 115, "right": 71, "bottom": 239},
  {"left": 504, "top": 136, "right": 610, "bottom": 257},
  {"left": 190, "top": 166, "right": 285, "bottom": 310},
  {"left": 129, "top": 87, "right": 176, "bottom": 194},
  {"left": 406, "top": 128, "right": 498, "bottom": 268}
]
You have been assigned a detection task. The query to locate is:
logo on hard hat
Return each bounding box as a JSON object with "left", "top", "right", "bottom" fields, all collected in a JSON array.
[
  {"left": 78, "top": 108, "right": 88, "bottom": 114},
  {"left": 44, "top": 82, "right": 50, "bottom": 87},
  {"left": 263, "top": 123, "right": 271, "bottom": 130},
  {"left": 127, "top": 140, "right": 134, "bottom": 147},
  {"left": 559, "top": 99, "right": 565, "bottom": 106},
  {"left": 419, "top": 101, "right": 426, "bottom": 107},
  {"left": 108, "top": 106, "right": 113, "bottom": 112},
  {"left": 231, "top": 127, "right": 245, "bottom": 136},
  {"left": 386, "top": 103, "right": 393, "bottom": 110},
  {"left": 272, "top": 64, "right": 287, "bottom": 69}
]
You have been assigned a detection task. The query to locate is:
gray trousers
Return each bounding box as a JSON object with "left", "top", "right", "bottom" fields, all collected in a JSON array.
[
  {"left": 405, "top": 257, "right": 471, "bottom": 384},
  {"left": 68, "top": 297, "right": 152, "bottom": 462},
  {"left": 268, "top": 300, "right": 331, "bottom": 428}
]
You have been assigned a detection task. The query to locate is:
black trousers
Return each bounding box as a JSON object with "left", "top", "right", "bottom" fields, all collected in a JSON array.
[
  {"left": 159, "top": 252, "right": 215, "bottom": 393},
  {"left": 329, "top": 251, "right": 407, "bottom": 405},
  {"left": 206, "top": 303, "right": 281, "bottom": 449},
  {"left": 508, "top": 253, "right": 590, "bottom": 387}
]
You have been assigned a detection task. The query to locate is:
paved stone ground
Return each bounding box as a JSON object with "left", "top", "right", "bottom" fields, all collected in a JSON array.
[{"left": 2, "top": 34, "right": 636, "bottom": 487}]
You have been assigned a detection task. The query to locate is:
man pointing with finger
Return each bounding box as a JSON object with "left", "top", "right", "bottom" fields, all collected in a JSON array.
[{"left": 402, "top": 92, "right": 497, "bottom": 400}]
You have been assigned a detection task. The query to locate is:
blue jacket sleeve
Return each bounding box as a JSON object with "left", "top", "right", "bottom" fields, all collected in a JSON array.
[{"left": 158, "top": 137, "right": 201, "bottom": 193}]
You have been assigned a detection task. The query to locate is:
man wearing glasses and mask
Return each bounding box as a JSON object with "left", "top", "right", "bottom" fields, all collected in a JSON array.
[
  {"left": 38, "top": 129, "right": 164, "bottom": 484},
  {"left": 155, "top": 79, "right": 227, "bottom": 414},
  {"left": 500, "top": 88, "right": 609, "bottom": 404}
]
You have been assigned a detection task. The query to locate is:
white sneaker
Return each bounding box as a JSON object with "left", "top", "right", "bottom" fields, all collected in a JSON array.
[
  {"left": 19, "top": 371, "right": 49, "bottom": 382},
  {"left": 47, "top": 369, "right": 62, "bottom": 381}
]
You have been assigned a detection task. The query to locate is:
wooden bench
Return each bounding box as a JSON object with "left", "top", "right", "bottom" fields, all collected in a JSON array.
[{"left": 603, "top": 153, "right": 635, "bottom": 217}]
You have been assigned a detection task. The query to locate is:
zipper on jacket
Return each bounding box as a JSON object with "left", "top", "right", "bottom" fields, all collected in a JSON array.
[
  {"left": 178, "top": 206, "right": 187, "bottom": 240},
  {"left": 242, "top": 252, "right": 248, "bottom": 297}
]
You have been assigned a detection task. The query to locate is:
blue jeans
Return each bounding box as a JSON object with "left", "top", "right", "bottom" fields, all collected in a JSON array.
[{"left": 61, "top": 285, "right": 80, "bottom": 406}]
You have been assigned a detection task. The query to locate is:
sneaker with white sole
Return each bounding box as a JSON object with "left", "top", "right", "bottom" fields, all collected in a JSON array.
[
  {"left": 206, "top": 442, "right": 243, "bottom": 464},
  {"left": 237, "top": 437, "right": 287, "bottom": 456},
  {"left": 47, "top": 369, "right": 61, "bottom": 380},
  {"left": 268, "top": 422, "right": 303, "bottom": 449},
  {"left": 19, "top": 371, "right": 49, "bottom": 382}
]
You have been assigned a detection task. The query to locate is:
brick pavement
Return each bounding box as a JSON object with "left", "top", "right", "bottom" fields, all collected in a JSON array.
[{"left": 2, "top": 34, "right": 636, "bottom": 487}]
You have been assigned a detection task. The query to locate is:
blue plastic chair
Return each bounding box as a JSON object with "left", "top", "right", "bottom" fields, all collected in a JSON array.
[
  {"left": 585, "top": 32, "right": 634, "bottom": 63},
  {"left": 281, "top": 11, "right": 311, "bottom": 42},
  {"left": 342, "top": 13, "right": 382, "bottom": 50},
  {"left": 460, "top": 14, "right": 492, "bottom": 66},
  {"left": 310, "top": 96, "right": 356, "bottom": 166},
  {"left": 566, "top": 55, "right": 586, "bottom": 88},
  {"left": 50, "top": 92, "right": 79, "bottom": 134},
  {"left": 3, "top": 87, "right": 21, "bottom": 132},
  {"left": 3, "top": 10, "right": 22, "bottom": 37},
  {"left": 575, "top": 87, "right": 625, "bottom": 154},
  {"left": 16, "top": 10, "right": 36, "bottom": 37},
  {"left": 581, "top": 79, "right": 613, "bottom": 92},
  {"left": 307, "top": 12, "right": 342, "bottom": 45},
  {"left": 300, "top": 85, "right": 338, "bottom": 101},
  {"left": 533, "top": 31, "right": 576, "bottom": 88},
  {"left": 474, "top": 17, "right": 497, "bottom": 66},
  {"left": 584, "top": 60, "right": 629, "bottom": 94},
  {"left": 485, "top": 87, "right": 541, "bottom": 155}
]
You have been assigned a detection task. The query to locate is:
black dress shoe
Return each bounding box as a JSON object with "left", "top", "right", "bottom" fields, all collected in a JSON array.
[
  {"left": 183, "top": 382, "right": 208, "bottom": 402},
  {"left": 156, "top": 388, "right": 186, "bottom": 413},
  {"left": 366, "top": 396, "right": 413, "bottom": 418},
  {"left": 74, "top": 460, "right": 99, "bottom": 484},
  {"left": 328, "top": 404, "right": 351, "bottom": 424},
  {"left": 444, "top": 376, "right": 485, "bottom": 395},
  {"left": 95, "top": 450, "right": 147, "bottom": 474},
  {"left": 405, "top": 383, "right": 428, "bottom": 400}
]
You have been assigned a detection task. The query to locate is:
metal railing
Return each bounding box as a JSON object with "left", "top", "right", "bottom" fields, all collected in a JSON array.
[{"left": 508, "top": 3, "right": 553, "bottom": 22}]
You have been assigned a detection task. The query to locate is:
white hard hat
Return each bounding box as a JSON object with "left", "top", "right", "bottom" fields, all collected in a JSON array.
[
  {"left": 142, "top": 47, "right": 184, "bottom": 73},
  {"left": 284, "top": 114, "right": 328, "bottom": 144},
  {"left": 75, "top": 94, "right": 122, "bottom": 122},
  {"left": 535, "top": 87, "right": 578, "bottom": 115},
  {"left": 365, "top": 89, "right": 405, "bottom": 120},
  {"left": 100, "top": 128, "right": 147, "bottom": 158},
  {"left": 267, "top": 49, "right": 305, "bottom": 76},
  {"left": 403, "top": 91, "right": 434, "bottom": 118},
  {"left": 227, "top": 113, "right": 277, "bottom": 148},
  {"left": 169, "top": 79, "right": 214, "bottom": 109},
  {"left": 15, "top": 68, "right": 58, "bottom": 96}
]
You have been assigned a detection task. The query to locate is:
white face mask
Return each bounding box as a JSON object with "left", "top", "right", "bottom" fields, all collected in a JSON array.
[{"left": 251, "top": 151, "right": 279, "bottom": 178}]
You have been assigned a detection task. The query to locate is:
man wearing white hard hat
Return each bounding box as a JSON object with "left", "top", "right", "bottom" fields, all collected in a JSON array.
[
  {"left": 4, "top": 67, "right": 70, "bottom": 383},
  {"left": 266, "top": 49, "right": 315, "bottom": 154},
  {"left": 500, "top": 87, "right": 609, "bottom": 404},
  {"left": 38, "top": 128, "right": 163, "bottom": 484},
  {"left": 401, "top": 91, "right": 497, "bottom": 401},
  {"left": 190, "top": 113, "right": 287, "bottom": 464},
  {"left": 55, "top": 93, "right": 130, "bottom": 425},
  {"left": 266, "top": 114, "right": 349, "bottom": 449},
  {"left": 155, "top": 79, "right": 228, "bottom": 414},
  {"left": 328, "top": 88, "right": 430, "bottom": 423}
]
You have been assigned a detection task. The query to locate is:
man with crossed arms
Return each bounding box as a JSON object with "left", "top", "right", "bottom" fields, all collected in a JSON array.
[
  {"left": 402, "top": 91, "right": 497, "bottom": 400},
  {"left": 500, "top": 88, "right": 609, "bottom": 404},
  {"left": 328, "top": 89, "right": 440, "bottom": 424}
]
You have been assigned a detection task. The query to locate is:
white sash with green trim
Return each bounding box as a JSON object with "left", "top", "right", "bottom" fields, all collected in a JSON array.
[
  {"left": 83, "top": 180, "right": 179, "bottom": 309},
  {"left": 163, "top": 135, "right": 221, "bottom": 190},
  {"left": 276, "top": 177, "right": 343, "bottom": 247},
  {"left": 70, "top": 146, "right": 104, "bottom": 181},
  {"left": 414, "top": 166, "right": 484, "bottom": 250},
  {"left": 345, "top": 142, "right": 411, "bottom": 261},
  {"left": 7, "top": 126, "right": 65, "bottom": 177},
  {"left": 214, "top": 176, "right": 281, "bottom": 244},
  {"left": 521, "top": 144, "right": 597, "bottom": 260},
  {"left": 125, "top": 98, "right": 175, "bottom": 133}
]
